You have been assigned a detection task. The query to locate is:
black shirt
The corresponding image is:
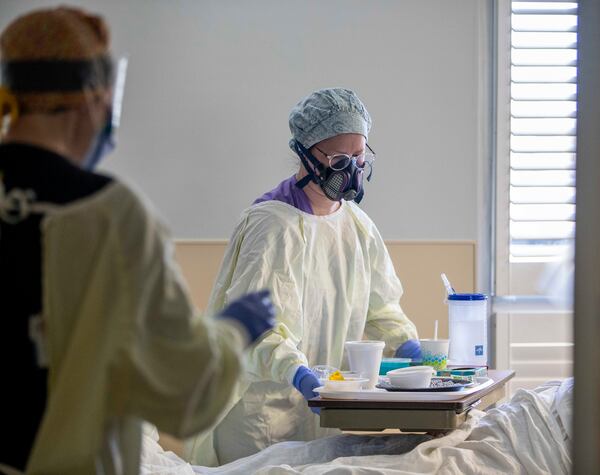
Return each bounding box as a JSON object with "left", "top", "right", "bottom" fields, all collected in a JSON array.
[{"left": 0, "top": 143, "right": 112, "bottom": 469}]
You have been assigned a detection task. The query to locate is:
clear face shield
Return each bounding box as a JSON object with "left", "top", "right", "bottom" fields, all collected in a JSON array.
[
  {"left": 110, "top": 56, "right": 128, "bottom": 131},
  {"left": 0, "top": 53, "right": 128, "bottom": 169},
  {"left": 82, "top": 56, "right": 128, "bottom": 170}
]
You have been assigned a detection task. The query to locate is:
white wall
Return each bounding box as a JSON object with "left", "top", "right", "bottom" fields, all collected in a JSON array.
[{"left": 0, "top": 0, "right": 489, "bottom": 243}]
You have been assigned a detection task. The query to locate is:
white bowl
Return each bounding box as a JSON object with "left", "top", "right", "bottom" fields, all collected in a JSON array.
[
  {"left": 323, "top": 377, "right": 369, "bottom": 392},
  {"left": 386, "top": 366, "right": 436, "bottom": 389}
]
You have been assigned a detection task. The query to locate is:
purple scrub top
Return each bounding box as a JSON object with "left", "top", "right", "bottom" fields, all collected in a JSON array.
[{"left": 253, "top": 175, "right": 314, "bottom": 214}]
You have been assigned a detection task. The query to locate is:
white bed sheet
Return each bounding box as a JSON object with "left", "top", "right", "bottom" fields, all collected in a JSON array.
[{"left": 141, "top": 379, "right": 572, "bottom": 475}]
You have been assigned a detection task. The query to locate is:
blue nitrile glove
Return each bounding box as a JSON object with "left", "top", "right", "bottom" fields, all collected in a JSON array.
[
  {"left": 217, "top": 290, "right": 276, "bottom": 345},
  {"left": 293, "top": 366, "right": 321, "bottom": 415},
  {"left": 395, "top": 339, "right": 422, "bottom": 360}
]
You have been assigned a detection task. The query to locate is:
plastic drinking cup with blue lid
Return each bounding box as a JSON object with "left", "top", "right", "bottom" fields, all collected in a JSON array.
[
  {"left": 447, "top": 293, "right": 488, "bottom": 366},
  {"left": 448, "top": 293, "right": 488, "bottom": 301}
]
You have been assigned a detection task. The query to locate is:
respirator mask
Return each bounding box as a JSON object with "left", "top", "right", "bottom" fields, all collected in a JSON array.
[{"left": 293, "top": 139, "right": 375, "bottom": 203}]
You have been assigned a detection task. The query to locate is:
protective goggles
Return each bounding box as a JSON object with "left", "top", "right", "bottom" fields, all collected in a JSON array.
[{"left": 313, "top": 143, "right": 376, "bottom": 175}]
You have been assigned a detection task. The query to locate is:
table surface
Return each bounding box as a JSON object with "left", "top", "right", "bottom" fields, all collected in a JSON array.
[{"left": 308, "top": 370, "right": 515, "bottom": 412}]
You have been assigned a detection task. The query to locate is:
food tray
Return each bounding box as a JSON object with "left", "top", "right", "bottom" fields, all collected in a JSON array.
[{"left": 314, "top": 376, "right": 494, "bottom": 401}]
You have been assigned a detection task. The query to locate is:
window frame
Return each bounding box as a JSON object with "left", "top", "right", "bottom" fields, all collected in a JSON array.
[
  {"left": 493, "top": 0, "right": 576, "bottom": 380},
  {"left": 493, "top": 0, "right": 513, "bottom": 370}
]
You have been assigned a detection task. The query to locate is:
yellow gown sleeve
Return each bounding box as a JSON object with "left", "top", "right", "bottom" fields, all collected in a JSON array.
[
  {"left": 184, "top": 205, "right": 310, "bottom": 466},
  {"left": 206, "top": 206, "right": 309, "bottom": 385},
  {"left": 110, "top": 187, "right": 247, "bottom": 439}
]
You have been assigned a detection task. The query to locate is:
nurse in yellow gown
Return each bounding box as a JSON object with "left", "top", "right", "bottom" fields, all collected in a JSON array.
[
  {"left": 187, "top": 88, "right": 419, "bottom": 465},
  {"left": 0, "top": 8, "right": 274, "bottom": 474}
]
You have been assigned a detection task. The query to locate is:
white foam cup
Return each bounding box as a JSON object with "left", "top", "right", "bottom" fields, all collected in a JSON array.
[{"left": 344, "top": 340, "right": 385, "bottom": 389}]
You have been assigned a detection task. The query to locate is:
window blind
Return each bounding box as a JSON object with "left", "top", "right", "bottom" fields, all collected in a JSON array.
[{"left": 509, "top": 1, "right": 578, "bottom": 261}]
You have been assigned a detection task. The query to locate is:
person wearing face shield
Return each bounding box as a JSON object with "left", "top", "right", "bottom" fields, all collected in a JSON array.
[
  {"left": 186, "top": 88, "right": 419, "bottom": 466},
  {"left": 0, "top": 8, "right": 275, "bottom": 474}
]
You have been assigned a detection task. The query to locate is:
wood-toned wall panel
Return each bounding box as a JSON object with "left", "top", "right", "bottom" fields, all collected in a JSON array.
[{"left": 174, "top": 240, "right": 476, "bottom": 340}]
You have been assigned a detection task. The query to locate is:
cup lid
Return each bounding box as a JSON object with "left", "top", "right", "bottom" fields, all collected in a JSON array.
[
  {"left": 448, "top": 293, "right": 487, "bottom": 301},
  {"left": 345, "top": 340, "right": 385, "bottom": 348}
]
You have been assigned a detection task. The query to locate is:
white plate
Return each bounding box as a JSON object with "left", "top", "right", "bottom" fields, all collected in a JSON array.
[{"left": 314, "top": 376, "right": 494, "bottom": 401}]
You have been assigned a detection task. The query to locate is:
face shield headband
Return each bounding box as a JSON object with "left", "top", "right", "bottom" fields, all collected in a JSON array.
[
  {"left": 292, "top": 139, "right": 372, "bottom": 204},
  {"left": 1, "top": 55, "right": 114, "bottom": 93}
]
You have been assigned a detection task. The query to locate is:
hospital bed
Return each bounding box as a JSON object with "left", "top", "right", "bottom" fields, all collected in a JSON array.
[{"left": 142, "top": 377, "right": 572, "bottom": 474}]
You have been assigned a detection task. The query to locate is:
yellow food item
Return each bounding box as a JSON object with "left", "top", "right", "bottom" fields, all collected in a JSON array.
[{"left": 329, "top": 371, "right": 345, "bottom": 381}]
